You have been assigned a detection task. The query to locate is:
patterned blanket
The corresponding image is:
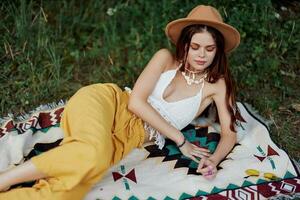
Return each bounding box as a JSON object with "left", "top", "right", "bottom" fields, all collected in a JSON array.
[{"left": 0, "top": 102, "right": 299, "bottom": 200}]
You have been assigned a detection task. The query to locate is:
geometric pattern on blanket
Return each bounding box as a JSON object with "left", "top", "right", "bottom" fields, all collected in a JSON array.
[{"left": 0, "top": 102, "right": 299, "bottom": 200}]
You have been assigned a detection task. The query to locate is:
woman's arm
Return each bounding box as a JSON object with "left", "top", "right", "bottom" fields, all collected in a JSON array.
[
  {"left": 197, "top": 79, "right": 236, "bottom": 179},
  {"left": 128, "top": 48, "right": 185, "bottom": 145},
  {"left": 0, "top": 160, "right": 47, "bottom": 191},
  {"left": 209, "top": 78, "right": 237, "bottom": 165},
  {"left": 197, "top": 78, "right": 237, "bottom": 178},
  {"left": 129, "top": 49, "right": 210, "bottom": 161}
]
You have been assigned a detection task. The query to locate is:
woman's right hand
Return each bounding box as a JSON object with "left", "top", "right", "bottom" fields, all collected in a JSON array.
[{"left": 178, "top": 140, "right": 211, "bottom": 163}]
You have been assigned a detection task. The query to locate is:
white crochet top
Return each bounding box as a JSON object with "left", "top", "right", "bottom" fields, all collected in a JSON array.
[{"left": 125, "top": 66, "right": 204, "bottom": 149}]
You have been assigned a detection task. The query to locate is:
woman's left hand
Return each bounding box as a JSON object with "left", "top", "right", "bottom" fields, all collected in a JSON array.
[
  {"left": 196, "top": 158, "right": 218, "bottom": 180},
  {"left": 178, "top": 140, "right": 211, "bottom": 164}
]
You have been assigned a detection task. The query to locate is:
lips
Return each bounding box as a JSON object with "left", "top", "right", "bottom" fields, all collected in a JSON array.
[{"left": 195, "top": 60, "right": 207, "bottom": 65}]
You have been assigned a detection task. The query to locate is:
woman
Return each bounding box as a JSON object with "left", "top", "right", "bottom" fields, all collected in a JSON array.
[{"left": 0, "top": 5, "right": 244, "bottom": 200}]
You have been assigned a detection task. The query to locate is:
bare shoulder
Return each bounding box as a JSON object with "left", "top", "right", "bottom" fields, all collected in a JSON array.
[
  {"left": 155, "top": 48, "right": 173, "bottom": 58},
  {"left": 216, "top": 77, "right": 226, "bottom": 89},
  {"left": 139, "top": 48, "right": 175, "bottom": 76},
  {"left": 203, "top": 77, "right": 226, "bottom": 99},
  {"left": 203, "top": 78, "right": 225, "bottom": 106},
  {"left": 153, "top": 48, "right": 176, "bottom": 71},
  {"left": 211, "top": 77, "right": 226, "bottom": 96},
  {"left": 128, "top": 48, "right": 175, "bottom": 104}
]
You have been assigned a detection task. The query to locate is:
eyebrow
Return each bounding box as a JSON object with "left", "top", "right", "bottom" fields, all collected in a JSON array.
[{"left": 190, "top": 42, "right": 216, "bottom": 47}]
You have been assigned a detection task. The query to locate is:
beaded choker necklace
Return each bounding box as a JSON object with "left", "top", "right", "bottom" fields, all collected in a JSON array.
[{"left": 181, "top": 67, "right": 207, "bottom": 85}]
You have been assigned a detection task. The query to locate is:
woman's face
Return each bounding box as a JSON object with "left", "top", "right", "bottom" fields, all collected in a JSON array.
[{"left": 186, "top": 31, "right": 217, "bottom": 72}]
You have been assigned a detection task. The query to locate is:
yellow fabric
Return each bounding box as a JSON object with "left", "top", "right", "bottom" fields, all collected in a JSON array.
[{"left": 0, "top": 83, "right": 146, "bottom": 200}]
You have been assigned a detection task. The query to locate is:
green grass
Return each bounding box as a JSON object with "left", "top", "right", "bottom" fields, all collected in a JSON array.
[{"left": 0, "top": 0, "right": 299, "bottom": 159}]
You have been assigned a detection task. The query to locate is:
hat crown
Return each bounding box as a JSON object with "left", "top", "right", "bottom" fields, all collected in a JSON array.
[
  {"left": 165, "top": 5, "right": 240, "bottom": 53},
  {"left": 187, "top": 5, "right": 223, "bottom": 23}
]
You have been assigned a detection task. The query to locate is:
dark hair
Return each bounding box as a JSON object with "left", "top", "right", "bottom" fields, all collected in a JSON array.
[{"left": 175, "top": 24, "right": 245, "bottom": 132}]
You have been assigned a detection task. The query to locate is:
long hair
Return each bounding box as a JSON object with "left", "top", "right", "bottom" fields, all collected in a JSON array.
[{"left": 175, "top": 24, "right": 245, "bottom": 132}]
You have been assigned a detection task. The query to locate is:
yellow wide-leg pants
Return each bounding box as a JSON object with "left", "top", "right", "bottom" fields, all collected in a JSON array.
[{"left": 0, "top": 83, "right": 146, "bottom": 200}]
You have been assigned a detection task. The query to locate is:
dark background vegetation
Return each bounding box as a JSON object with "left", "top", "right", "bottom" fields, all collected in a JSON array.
[{"left": 0, "top": 0, "right": 299, "bottom": 159}]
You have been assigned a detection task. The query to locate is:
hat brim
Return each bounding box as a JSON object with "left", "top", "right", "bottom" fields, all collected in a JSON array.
[{"left": 165, "top": 18, "right": 240, "bottom": 53}]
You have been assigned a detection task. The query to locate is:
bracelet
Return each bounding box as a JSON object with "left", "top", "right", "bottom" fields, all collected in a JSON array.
[{"left": 177, "top": 138, "right": 186, "bottom": 148}]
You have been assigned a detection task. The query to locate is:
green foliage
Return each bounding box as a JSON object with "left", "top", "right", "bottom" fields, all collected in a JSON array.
[{"left": 0, "top": 0, "right": 299, "bottom": 158}]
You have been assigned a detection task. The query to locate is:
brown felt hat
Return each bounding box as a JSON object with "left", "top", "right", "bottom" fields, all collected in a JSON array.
[{"left": 165, "top": 5, "right": 240, "bottom": 53}]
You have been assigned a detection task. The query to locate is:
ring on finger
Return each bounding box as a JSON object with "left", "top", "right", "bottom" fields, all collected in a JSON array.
[{"left": 207, "top": 169, "right": 213, "bottom": 176}]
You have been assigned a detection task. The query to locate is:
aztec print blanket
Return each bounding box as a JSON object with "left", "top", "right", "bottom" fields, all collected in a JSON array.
[{"left": 0, "top": 102, "right": 299, "bottom": 200}]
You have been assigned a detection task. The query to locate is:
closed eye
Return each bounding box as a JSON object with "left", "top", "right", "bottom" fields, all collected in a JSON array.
[
  {"left": 206, "top": 47, "right": 215, "bottom": 52},
  {"left": 190, "top": 44, "right": 199, "bottom": 50},
  {"left": 190, "top": 43, "right": 216, "bottom": 51}
]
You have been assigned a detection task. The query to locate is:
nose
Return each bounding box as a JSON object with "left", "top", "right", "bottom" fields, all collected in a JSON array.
[{"left": 199, "top": 47, "right": 205, "bottom": 58}]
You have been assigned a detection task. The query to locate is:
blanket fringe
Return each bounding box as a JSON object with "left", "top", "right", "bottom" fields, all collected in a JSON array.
[{"left": 0, "top": 99, "right": 66, "bottom": 127}]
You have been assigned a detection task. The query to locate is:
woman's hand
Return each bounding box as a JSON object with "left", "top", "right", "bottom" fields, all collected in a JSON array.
[
  {"left": 178, "top": 140, "right": 211, "bottom": 163},
  {"left": 0, "top": 172, "right": 11, "bottom": 192},
  {"left": 0, "top": 185, "right": 10, "bottom": 192},
  {"left": 196, "top": 157, "right": 218, "bottom": 180}
]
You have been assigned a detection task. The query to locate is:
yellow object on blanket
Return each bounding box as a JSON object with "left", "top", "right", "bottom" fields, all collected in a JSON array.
[
  {"left": 245, "top": 169, "right": 279, "bottom": 181},
  {"left": 0, "top": 83, "right": 146, "bottom": 200}
]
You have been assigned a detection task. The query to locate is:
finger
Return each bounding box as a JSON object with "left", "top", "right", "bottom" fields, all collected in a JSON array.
[
  {"left": 198, "top": 147, "right": 210, "bottom": 152},
  {"left": 191, "top": 151, "right": 204, "bottom": 159},
  {"left": 206, "top": 153, "right": 212, "bottom": 157},
  {"left": 204, "top": 166, "right": 217, "bottom": 176},
  {"left": 193, "top": 150, "right": 211, "bottom": 157},
  {"left": 204, "top": 168, "right": 217, "bottom": 179},
  {"left": 199, "top": 152, "right": 211, "bottom": 158},
  {"left": 204, "top": 166, "right": 214, "bottom": 175},
  {"left": 192, "top": 145, "right": 210, "bottom": 152},
  {"left": 206, "top": 159, "right": 217, "bottom": 168},
  {"left": 196, "top": 158, "right": 206, "bottom": 172},
  {"left": 198, "top": 167, "right": 209, "bottom": 174},
  {"left": 204, "top": 171, "right": 213, "bottom": 177},
  {"left": 189, "top": 155, "right": 200, "bottom": 163},
  {"left": 198, "top": 165, "right": 212, "bottom": 174},
  {"left": 192, "top": 144, "right": 201, "bottom": 148},
  {"left": 204, "top": 173, "right": 216, "bottom": 180},
  {"left": 192, "top": 146, "right": 210, "bottom": 154}
]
